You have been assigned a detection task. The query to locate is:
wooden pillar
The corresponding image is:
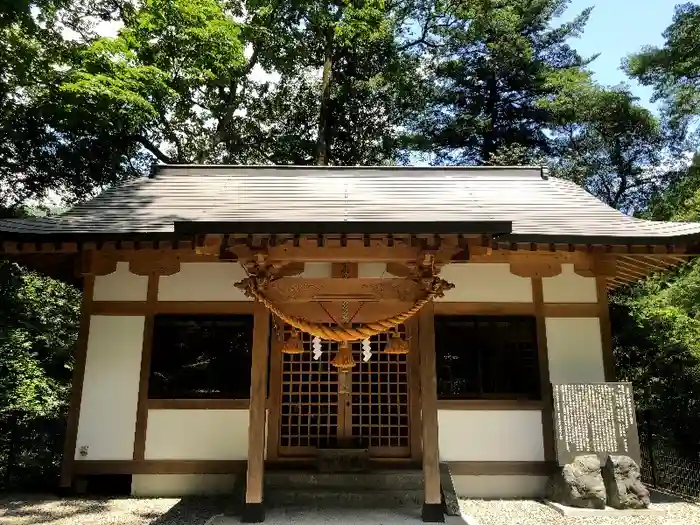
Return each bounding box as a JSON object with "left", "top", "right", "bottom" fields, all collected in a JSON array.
[
  {"left": 533, "top": 277, "right": 556, "bottom": 462},
  {"left": 418, "top": 302, "right": 444, "bottom": 523},
  {"left": 597, "top": 276, "right": 616, "bottom": 381},
  {"left": 242, "top": 303, "right": 270, "bottom": 523},
  {"left": 132, "top": 273, "right": 160, "bottom": 460},
  {"left": 59, "top": 274, "right": 95, "bottom": 489}
]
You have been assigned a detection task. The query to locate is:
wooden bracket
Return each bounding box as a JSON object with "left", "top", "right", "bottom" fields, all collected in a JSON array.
[
  {"left": 573, "top": 255, "right": 616, "bottom": 278},
  {"left": 129, "top": 252, "right": 181, "bottom": 276},
  {"left": 509, "top": 259, "right": 562, "bottom": 278},
  {"left": 75, "top": 250, "right": 117, "bottom": 277}
]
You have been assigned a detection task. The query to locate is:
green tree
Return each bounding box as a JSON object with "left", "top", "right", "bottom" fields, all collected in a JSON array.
[
  {"left": 545, "top": 81, "right": 666, "bottom": 212},
  {"left": 625, "top": 2, "right": 700, "bottom": 131},
  {"left": 411, "top": 0, "right": 592, "bottom": 164}
]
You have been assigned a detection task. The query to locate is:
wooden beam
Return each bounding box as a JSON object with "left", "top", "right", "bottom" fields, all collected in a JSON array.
[
  {"left": 597, "top": 276, "right": 616, "bottom": 381},
  {"left": 408, "top": 318, "right": 422, "bottom": 462},
  {"left": 541, "top": 303, "right": 599, "bottom": 318},
  {"left": 436, "top": 400, "right": 543, "bottom": 410},
  {"left": 91, "top": 300, "right": 255, "bottom": 316},
  {"left": 73, "top": 459, "right": 246, "bottom": 475},
  {"left": 447, "top": 461, "right": 555, "bottom": 476},
  {"left": 132, "top": 273, "right": 159, "bottom": 460},
  {"left": 147, "top": 399, "right": 250, "bottom": 410},
  {"left": 260, "top": 244, "right": 437, "bottom": 263},
  {"left": 60, "top": 275, "right": 95, "bottom": 488},
  {"left": 621, "top": 255, "right": 673, "bottom": 272},
  {"left": 243, "top": 303, "right": 270, "bottom": 523},
  {"left": 532, "top": 278, "right": 556, "bottom": 464},
  {"left": 418, "top": 302, "right": 444, "bottom": 523},
  {"left": 265, "top": 333, "right": 283, "bottom": 462}
]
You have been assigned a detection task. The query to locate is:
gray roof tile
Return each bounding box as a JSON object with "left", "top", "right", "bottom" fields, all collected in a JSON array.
[{"left": 2, "top": 165, "right": 700, "bottom": 244}]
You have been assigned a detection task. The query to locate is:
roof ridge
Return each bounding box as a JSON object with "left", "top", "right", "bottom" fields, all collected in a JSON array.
[{"left": 152, "top": 164, "right": 549, "bottom": 179}]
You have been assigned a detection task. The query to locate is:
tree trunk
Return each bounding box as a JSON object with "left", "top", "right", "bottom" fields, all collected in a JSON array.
[
  {"left": 316, "top": 26, "right": 334, "bottom": 166},
  {"left": 482, "top": 70, "right": 499, "bottom": 164}
]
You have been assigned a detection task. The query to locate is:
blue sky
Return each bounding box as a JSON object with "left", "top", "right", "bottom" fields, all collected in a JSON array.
[{"left": 561, "top": 0, "right": 678, "bottom": 112}]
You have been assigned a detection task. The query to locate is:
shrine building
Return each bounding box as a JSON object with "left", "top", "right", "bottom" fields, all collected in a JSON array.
[{"left": 1, "top": 165, "right": 698, "bottom": 522}]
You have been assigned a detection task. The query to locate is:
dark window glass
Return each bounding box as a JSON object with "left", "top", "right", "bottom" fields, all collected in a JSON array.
[
  {"left": 149, "top": 314, "right": 254, "bottom": 399},
  {"left": 435, "top": 315, "right": 540, "bottom": 400}
]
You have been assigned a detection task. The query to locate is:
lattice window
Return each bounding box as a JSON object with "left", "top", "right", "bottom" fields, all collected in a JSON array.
[
  {"left": 435, "top": 315, "right": 540, "bottom": 400},
  {"left": 280, "top": 327, "right": 339, "bottom": 449},
  {"left": 278, "top": 323, "right": 411, "bottom": 455},
  {"left": 350, "top": 325, "right": 410, "bottom": 451}
]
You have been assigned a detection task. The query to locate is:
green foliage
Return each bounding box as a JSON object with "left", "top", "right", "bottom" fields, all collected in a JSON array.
[
  {"left": 410, "top": 0, "right": 592, "bottom": 164},
  {"left": 0, "top": 261, "right": 80, "bottom": 489},
  {"left": 0, "top": 262, "right": 80, "bottom": 418},
  {"left": 547, "top": 83, "right": 666, "bottom": 211},
  {"left": 624, "top": 2, "right": 700, "bottom": 131},
  {"left": 2, "top": 0, "right": 700, "bottom": 489}
]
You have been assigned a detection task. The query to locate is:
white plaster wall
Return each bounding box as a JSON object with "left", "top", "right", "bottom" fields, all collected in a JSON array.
[
  {"left": 542, "top": 264, "right": 597, "bottom": 303},
  {"left": 438, "top": 410, "right": 544, "bottom": 462},
  {"left": 131, "top": 474, "right": 238, "bottom": 497},
  {"left": 302, "top": 262, "right": 332, "bottom": 278},
  {"left": 546, "top": 318, "right": 605, "bottom": 383},
  {"left": 436, "top": 263, "right": 532, "bottom": 302},
  {"left": 157, "top": 262, "right": 250, "bottom": 301},
  {"left": 358, "top": 262, "right": 387, "bottom": 278},
  {"left": 144, "top": 409, "right": 252, "bottom": 460},
  {"left": 75, "top": 315, "right": 144, "bottom": 460},
  {"left": 93, "top": 262, "right": 149, "bottom": 301},
  {"left": 451, "top": 475, "right": 548, "bottom": 498}
]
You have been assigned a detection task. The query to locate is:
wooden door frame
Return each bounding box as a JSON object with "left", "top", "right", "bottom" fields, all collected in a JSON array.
[{"left": 266, "top": 322, "right": 423, "bottom": 462}]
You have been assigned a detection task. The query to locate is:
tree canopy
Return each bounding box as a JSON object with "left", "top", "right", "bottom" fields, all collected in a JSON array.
[{"left": 2, "top": 0, "right": 700, "bottom": 489}]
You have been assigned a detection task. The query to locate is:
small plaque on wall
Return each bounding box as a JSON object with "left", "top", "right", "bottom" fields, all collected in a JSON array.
[{"left": 551, "top": 382, "right": 641, "bottom": 466}]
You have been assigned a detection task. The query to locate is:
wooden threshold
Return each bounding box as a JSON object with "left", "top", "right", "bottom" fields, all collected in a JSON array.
[
  {"left": 147, "top": 399, "right": 251, "bottom": 410},
  {"left": 447, "top": 461, "right": 555, "bottom": 476},
  {"left": 436, "top": 400, "right": 543, "bottom": 410},
  {"left": 73, "top": 460, "right": 246, "bottom": 475},
  {"left": 73, "top": 459, "right": 552, "bottom": 476}
]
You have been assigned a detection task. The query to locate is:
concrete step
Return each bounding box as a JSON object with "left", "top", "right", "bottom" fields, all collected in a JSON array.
[
  {"left": 264, "top": 488, "right": 424, "bottom": 509},
  {"left": 264, "top": 470, "right": 424, "bottom": 491},
  {"left": 263, "top": 470, "right": 425, "bottom": 509}
]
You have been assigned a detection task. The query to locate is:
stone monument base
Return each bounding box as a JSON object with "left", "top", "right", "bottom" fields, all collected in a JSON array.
[{"left": 545, "top": 501, "right": 666, "bottom": 517}]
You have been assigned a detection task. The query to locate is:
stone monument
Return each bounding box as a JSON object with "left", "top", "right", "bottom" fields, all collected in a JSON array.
[{"left": 546, "top": 382, "right": 650, "bottom": 510}]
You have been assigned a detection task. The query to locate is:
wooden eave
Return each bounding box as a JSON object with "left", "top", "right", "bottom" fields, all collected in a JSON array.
[{"left": 0, "top": 231, "right": 696, "bottom": 291}]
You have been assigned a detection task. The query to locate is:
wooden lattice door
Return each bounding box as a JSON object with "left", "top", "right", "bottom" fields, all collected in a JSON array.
[{"left": 274, "top": 324, "right": 414, "bottom": 459}]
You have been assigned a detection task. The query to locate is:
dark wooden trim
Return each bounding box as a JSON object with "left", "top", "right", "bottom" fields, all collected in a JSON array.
[
  {"left": 418, "top": 303, "right": 441, "bottom": 506},
  {"left": 71, "top": 458, "right": 425, "bottom": 476},
  {"left": 541, "top": 303, "right": 599, "bottom": 317},
  {"left": 447, "top": 461, "right": 556, "bottom": 476},
  {"left": 408, "top": 317, "right": 422, "bottom": 462},
  {"left": 60, "top": 274, "right": 95, "bottom": 488},
  {"left": 331, "top": 262, "right": 358, "bottom": 278},
  {"left": 434, "top": 302, "right": 599, "bottom": 318},
  {"left": 532, "top": 278, "right": 556, "bottom": 463},
  {"left": 245, "top": 305, "right": 270, "bottom": 505},
  {"left": 147, "top": 399, "right": 250, "bottom": 410},
  {"left": 92, "top": 300, "right": 255, "bottom": 315},
  {"left": 435, "top": 302, "right": 535, "bottom": 316},
  {"left": 73, "top": 459, "right": 246, "bottom": 475},
  {"left": 133, "top": 274, "right": 159, "bottom": 460},
  {"left": 266, "top": 334, "right": 283, "bottom": 462},
  {"left": 436, "top": 400, "right": 543, "bottom": 410},
  {"left": 597, "top": 276, "right": 616, "bottom": 381},
  {"left": 175, "top": 220, "right": 513, "bottom": 236}
]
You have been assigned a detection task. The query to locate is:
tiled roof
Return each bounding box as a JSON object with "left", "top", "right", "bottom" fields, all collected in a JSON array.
[{"left": 2, "top": 165, "right": 700, "bottom": 244}]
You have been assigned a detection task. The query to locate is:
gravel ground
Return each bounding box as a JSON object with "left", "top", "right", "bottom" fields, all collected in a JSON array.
[
  {"left": 459, "top": 496, "right": 700, "bottom": 525},
  {"left": 2, "top": 493, "right": 699, "bottom": 525},
  {"left": 0, "top": 495, "right": 231, "bottom": 525}
]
